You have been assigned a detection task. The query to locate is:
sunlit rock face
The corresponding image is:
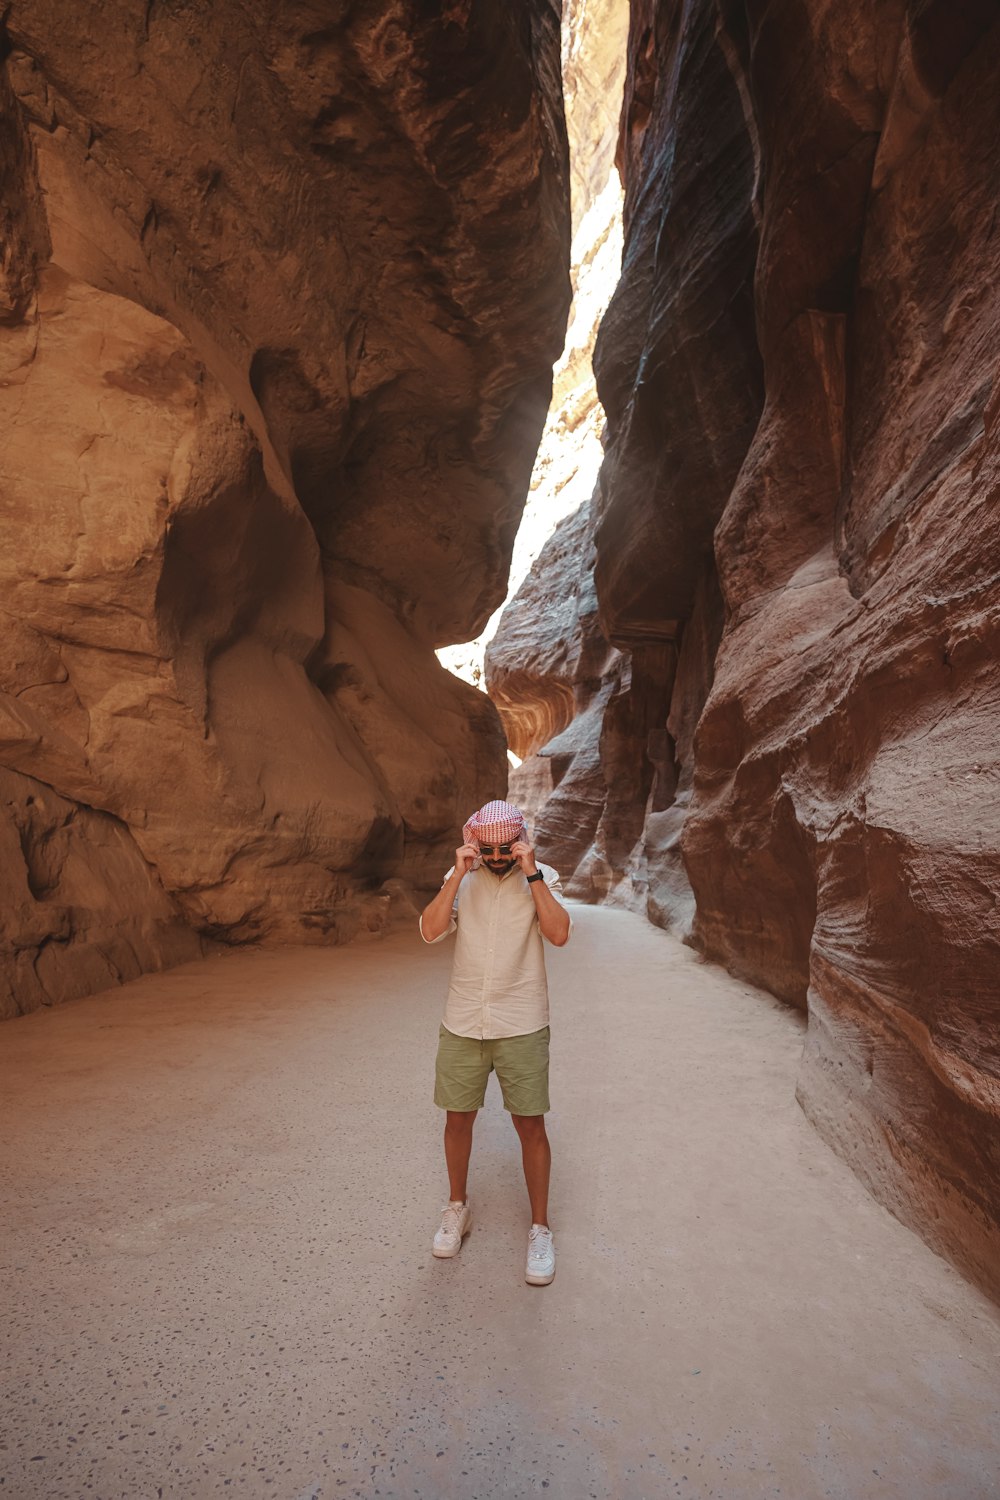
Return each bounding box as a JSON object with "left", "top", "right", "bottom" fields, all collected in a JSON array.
[
  {"left": 0, "top": 2, "right": 570, "bottom": 1015},
  {"left": 492, "top": 1, "right": 1000, "bottom": 1299},
  {"left": 440, "top": 0, "right": 628, "bottom": 690}
]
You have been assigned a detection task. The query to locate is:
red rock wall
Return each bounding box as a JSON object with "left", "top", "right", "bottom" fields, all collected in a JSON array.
[
  {"left": 489, "top": 1, "right": 1000, "bottom": 1299},
  {"left": 0, "top": 1, "right": 570, "bottom": 1014}
]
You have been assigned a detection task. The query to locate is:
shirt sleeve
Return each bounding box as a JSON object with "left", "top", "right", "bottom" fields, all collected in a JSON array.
[
  {"left": 418, "top": 867, "right": 459, "bottom": 945},
  {"left": 539, "top": 863, "right": 574, "bottom": 940}
]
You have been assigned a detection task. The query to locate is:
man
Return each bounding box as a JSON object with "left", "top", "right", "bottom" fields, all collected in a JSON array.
[{"left": 419, "top": 799, "right": 571, "bottom": 1285}]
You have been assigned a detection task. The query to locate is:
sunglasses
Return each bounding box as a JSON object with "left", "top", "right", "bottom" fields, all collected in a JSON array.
[{"left": 479, "top": 843, "right": 514, "bottom": 856}]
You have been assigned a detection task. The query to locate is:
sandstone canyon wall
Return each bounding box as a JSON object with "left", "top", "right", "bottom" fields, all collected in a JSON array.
[
  {"left": 437, "top": 0, "right": 628, "bottom": 691},
  {"left": 488, "top": 1, "right": 1000, "bottom": 1300},
  {"left": 0, "top": 1, "right": 570, "bottom": 1016}
]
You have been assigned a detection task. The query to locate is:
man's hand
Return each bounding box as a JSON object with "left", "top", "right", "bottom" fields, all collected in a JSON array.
[
  {"left": 510, "top": 839, "right": 538, "bottom": 877},
  {"left": 454, "top": 843, "right": 480, "bottom": 877}
]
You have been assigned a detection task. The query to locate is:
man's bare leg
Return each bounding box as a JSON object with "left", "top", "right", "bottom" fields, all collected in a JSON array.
[
  {"left": 511, "top": 1113, "right": 551, "bottom": 1226},
  {"left": 444, "top": 1109, "right": 477, "bottom": 1201}
]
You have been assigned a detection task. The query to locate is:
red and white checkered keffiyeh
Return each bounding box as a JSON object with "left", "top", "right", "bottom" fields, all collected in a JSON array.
[{"left": 463, "top": 799, "right": 526, "bottom": 854}]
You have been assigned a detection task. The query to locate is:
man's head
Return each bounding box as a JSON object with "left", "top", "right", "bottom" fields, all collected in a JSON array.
[{"left": 463, "top": 799, "right": 526, "bottom": 877}]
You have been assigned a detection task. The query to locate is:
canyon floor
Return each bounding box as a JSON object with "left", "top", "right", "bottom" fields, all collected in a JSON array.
[{"left": 2, "top": 906, "right": 999, "bottom": 1500}]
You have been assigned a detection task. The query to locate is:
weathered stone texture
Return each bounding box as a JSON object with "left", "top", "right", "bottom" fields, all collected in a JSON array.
[
  {"left": 0, "top": 765, "right": 204, "bottom": 1017},
  {"left": 593, "top": 0, "right": 763, "bottom": 644},
  {"left": 0, "top": 1, "right": 570, "bottom": 1014},
  {"left": 562, "top": 0, "right": 630, "bottom": 234},
  {"left": 487, "top": 496, "right": 621, "bottom": 862},
  {"left": 490, "top": 1, "right": 1000, "bottom": 1299},
  {"left": 688, "top": 1, "right": 1000, "bottom": 1302}
]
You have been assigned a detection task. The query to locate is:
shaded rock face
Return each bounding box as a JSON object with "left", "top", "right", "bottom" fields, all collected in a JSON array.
[
  {"left": 489, "top": 2, "right": 1000, "bottom": 1299},
  {"left": 0, "top": 1, "right": 570, "bottom": 1015},
  {"left": 487, "top": 495, "right": 679, "bottom": 908},
  {"left": 487, "top": 497, "right": 623, "bottom": 866},
  {"left": 490, "top": 0, "right": 752, "bottom": 920}
]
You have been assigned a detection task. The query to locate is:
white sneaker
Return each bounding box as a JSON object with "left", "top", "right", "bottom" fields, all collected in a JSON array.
[
  {"left": 432, "top": 1199, "right": 471, "bottom": 1258},
  {"left": 525, "top": 1223, "right": 555, "bottom": 1285}
]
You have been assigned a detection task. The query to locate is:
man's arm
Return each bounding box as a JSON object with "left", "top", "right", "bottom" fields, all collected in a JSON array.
[
  {"left": 419, "top": 844, "right": 478, "bottom": 943},
  {"left": 511, "top": 840, "right": 571, "bottom": 946}
]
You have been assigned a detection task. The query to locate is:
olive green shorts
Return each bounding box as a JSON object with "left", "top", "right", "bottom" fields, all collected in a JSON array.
[{"left": 434, "top": 1024, "right": 551, "bottom": 1116}]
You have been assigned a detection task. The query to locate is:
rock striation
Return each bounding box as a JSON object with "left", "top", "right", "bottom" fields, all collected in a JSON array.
[
  {"left": 0, "top": 1, "right": 570, "bottom": 1015},
  {"left": 489, "top": 2, "right": 1000, "bottom": 1299}
]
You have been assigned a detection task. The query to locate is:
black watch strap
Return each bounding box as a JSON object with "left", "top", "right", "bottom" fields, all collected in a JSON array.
[{"left": 526, "top": 870, "right": 545, "bottom": 884}]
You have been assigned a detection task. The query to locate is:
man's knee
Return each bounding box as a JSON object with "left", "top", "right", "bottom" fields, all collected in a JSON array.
[
  {"left": 445, "top": 1110, "right": 477, "bottom": 1132},
  {"left": 511, "top": 1112, "right": 548, "bottom": 1139}
]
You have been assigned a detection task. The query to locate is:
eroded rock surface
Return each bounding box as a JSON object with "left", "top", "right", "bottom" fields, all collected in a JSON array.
[
  {"left": 489, "top": 2, "right": 1000, "bottom": 1299},
  {"left": 487, "top": 497, "right": 621, "bottom": 864},
  {"left": 0, "top": 1, "right": 570, "bottom": 1014}
]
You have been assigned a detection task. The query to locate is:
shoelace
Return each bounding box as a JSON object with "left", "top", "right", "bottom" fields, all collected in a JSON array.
[
  {"left": 528, "top": 1226, "right": 553, "bottom": 1258},
  {"left": 439, "top": 1203, "right": 464, "bottom": 1234}
]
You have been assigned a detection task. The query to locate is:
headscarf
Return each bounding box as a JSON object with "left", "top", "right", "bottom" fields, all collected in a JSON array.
[{"left": 462, "top": 800, "right": 527, "bottom": 867}]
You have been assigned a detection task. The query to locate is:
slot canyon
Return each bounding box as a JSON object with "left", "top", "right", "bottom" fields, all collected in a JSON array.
[{"left": 2, "top": 1, "right": 1000, "bottom": 1494}]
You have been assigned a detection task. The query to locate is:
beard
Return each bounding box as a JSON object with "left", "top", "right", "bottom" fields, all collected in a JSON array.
[{"left": 484, "top": 856, "right": 516, "bottom": 876}]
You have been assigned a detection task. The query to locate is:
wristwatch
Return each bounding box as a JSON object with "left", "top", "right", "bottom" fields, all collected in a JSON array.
[{"left": 526, "top": 870, "right": 545, "bottom": 884}]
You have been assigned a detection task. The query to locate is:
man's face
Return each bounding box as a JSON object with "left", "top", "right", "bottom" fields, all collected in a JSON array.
[{"left": 478, "top": 841, "right": 516, "bottom": 876}]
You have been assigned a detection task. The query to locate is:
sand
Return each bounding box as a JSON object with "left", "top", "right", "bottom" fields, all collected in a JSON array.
[{"left": 2, "top": 905, "right": 998, "bottom": 1498}]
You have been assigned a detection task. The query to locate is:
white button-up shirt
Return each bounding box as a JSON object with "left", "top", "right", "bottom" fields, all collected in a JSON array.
[{"left": 419, "top": 861, "right": 571, "bottom": 1038}]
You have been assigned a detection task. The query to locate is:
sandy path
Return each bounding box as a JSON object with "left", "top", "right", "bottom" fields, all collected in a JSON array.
[{"left": 2, "top": 906, "right": 998, "bottom": 1499}]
